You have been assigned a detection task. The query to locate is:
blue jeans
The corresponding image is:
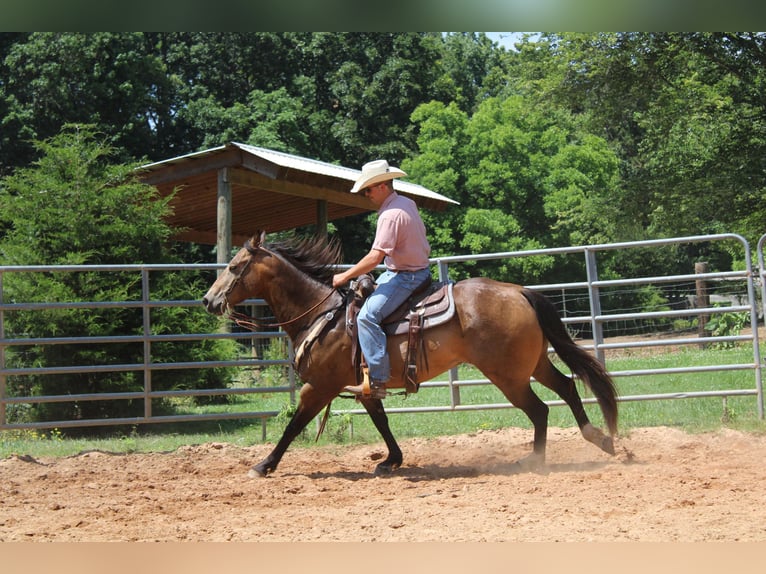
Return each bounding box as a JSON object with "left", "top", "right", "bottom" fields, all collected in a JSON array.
[{"left": 357, "top": 267, "right": 432, "bottom": 383}]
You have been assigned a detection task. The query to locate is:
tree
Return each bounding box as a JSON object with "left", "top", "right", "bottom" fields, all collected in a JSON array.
[
  {"left": 4, "top": 31, "right": 762, "bottom": 280},
  {"left": 181, "top": 87, "right": 310, "bottom": 152},
  {"left": 533, "top": 32, "right": 766, "bottom": 250},
  {"left": 0, "top": 125, "right": 236, "bottom": 428},
  {"left": 406, "top": 94, "right": 620, "bottom": 284},
  {"left": 0, "top": 33, "right": 179, "bottom": 171},
  {"left": 157, "top": 32, "right": 447, "bottom": 169},
  {"left": 439, "top": 32, "right": 508, "bottom": 113}
]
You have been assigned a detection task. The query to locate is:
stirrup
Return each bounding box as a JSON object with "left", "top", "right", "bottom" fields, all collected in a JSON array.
[
  {"left": 343, "top": 369, "right": 387, "bottom": 399},
  {"left": 342, "top": 382, "right": 387, "bottom": 400}
]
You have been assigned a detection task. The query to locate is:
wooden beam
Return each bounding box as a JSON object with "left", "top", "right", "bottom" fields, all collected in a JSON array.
[
  {"left": 139, "top": 147, "right": 243, "bottom": 186},
  {"left": 240, "top": 153, "right": 283, "bottom": 180},
  {"left": 227, "top": 167, "right": 374, "bottom": 210}
]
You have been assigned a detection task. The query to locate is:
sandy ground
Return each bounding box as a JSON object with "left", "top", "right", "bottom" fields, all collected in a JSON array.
[{"left": 1, "top": 425, "right": 765, "bottom": 542}]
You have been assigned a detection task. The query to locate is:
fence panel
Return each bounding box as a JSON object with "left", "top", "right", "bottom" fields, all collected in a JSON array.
[
  {"left": 335, "top": 233, "right": 764, "bottom": 421},
  {"left": 2, "top": 233, "right": 764, "bottom": 433},
  {"left": 0, "top": 263, "right": 292, "bottom": 435}
]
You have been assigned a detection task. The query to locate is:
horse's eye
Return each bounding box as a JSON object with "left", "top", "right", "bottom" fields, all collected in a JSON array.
[{"left": 228, "top": 263, "right": 239, "bottom": 274}]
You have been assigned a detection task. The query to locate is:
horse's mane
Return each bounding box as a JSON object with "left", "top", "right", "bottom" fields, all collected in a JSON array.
[{"left": 266, "top": 234, "right": 344, "bottom": 285}]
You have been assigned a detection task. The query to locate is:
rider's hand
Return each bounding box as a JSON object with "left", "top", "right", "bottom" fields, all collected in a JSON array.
[{"left": 332, "top": 273, "right": 346, "bottom": 289}]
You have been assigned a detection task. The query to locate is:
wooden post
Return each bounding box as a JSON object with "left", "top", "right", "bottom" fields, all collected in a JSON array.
[
  {"left": 695, "top": 261, "right": 710, "bottom": 346},
  {"left": 216, "top": 167, "right": 232, "bottom": 270},
  {"left": 217, "top": 168, "right": 232, "bottom": 335},
  {"left": 316, "top": 199, "right": 328, "bottom": 239}
]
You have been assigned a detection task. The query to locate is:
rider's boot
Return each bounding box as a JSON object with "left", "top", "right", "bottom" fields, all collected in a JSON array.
[{"left": 343, "top": 368, "right": 387, "bottom": 399}]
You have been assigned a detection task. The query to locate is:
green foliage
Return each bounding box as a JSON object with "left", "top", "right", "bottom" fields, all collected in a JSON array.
[
  {"left": 252, "top": 336, "right": 292, "bottom": 387},
  {"left": 458, "top": 208, "right": 554, "bottom": 282},
  {"left": 535, "top": 32, "right": 766, "bottom": 247},
  {"left": 183, "top": 88, "right": 310, "bottom": 153},
  {"left": 438, "top": 33, "right": 509, "bottom": 112},
  {"left": 1, "top": 124, "right": 171, "bottom": 264},
  {"left": 407, "top": 94, "right": 620, "bottom": 284},
  {"left": 0, "top": 32, "right": 176, "bottom": 169},
  {"left": 0, "top": 126, "right": 237, "bottom": 428},
  {"left": 704, "top": 304, "right": 750, "bottom": 348},
  {"left": 3, "top": 31, "right": 765, "bottom": 265}
]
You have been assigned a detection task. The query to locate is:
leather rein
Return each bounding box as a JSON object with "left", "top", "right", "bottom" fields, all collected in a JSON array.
[{"left": 226, "top": 239, "right": 340, "bottom": 331}]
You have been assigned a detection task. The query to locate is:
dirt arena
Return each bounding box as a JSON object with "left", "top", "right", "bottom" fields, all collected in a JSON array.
[{"left": 2, "top": 425, "right": 766, "bottom": 542}]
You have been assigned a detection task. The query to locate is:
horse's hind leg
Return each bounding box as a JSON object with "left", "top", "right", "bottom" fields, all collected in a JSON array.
[
  {"left": 534, "top": 359, "right": 615, "bottom": 455},
  {"left": 359, "top": 397, "right": 403, "bottom": 475},
  {"left": 493, "top": 377, "right": 549, "bottom": 470}
]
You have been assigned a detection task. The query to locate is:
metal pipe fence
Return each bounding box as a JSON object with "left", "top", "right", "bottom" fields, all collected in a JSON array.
[
  {"left": 337, "top": 233, "right": 764, "bottom": 421},
  {"left": 0, "top": 263, "right": 290, "bottom": 436},
  {"left": 1, "top": 233, "right": 764, "bottom": 434}
]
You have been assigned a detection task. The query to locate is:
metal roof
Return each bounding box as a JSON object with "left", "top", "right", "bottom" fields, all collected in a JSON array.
[{"left": 138, "top": 142, "right": 458, "bottom": 246}]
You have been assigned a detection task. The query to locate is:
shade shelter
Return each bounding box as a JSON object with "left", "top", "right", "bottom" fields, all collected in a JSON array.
[{"left": 138, "top": 142, "right": 458, "bottom": 263}]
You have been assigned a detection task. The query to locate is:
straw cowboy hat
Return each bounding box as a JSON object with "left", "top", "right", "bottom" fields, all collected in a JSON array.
[{"left": 350, "top": 159, "right": 407, "bottom": 193}]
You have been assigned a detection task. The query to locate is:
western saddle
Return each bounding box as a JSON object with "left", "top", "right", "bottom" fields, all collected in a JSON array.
[{"left": 345, "top": 274, "right": 455, "bottom": 395}]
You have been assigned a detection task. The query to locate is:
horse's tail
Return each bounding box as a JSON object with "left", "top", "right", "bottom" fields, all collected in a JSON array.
[{"left": 521, "top": 288, "right": 619, "bottom": 436}]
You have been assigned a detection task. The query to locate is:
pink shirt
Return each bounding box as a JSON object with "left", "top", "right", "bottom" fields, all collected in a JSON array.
[{"left": 372, "top": 192, "right": 431, "bottom": 271}]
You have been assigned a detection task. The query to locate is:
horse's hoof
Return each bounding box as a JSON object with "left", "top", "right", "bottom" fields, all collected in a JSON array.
[
  {"left": 582, "top": 423, "right": 615, "bottom": 455},
  {"left": 373, "top": 461, "right": 401, "bottom": 476},
  {"left": 248, "top": 466, "right": 268, "bottom": 478},
  {"left": 514, "top": 452, "right": 545, "bottom": 472}
]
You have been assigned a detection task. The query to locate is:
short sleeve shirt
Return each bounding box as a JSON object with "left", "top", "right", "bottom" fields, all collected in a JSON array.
[{"left": 372, "top": 192, "right": 431, "bottom": 271}]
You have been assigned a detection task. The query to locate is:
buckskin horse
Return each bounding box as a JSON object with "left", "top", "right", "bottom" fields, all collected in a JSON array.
[{"left": 202, "top": 231, "right": 618, "bottom": 477}]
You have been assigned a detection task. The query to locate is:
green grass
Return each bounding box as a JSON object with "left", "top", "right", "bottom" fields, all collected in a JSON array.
[{"left": 2, "top": 344, "right": 765, "bottom": 459}]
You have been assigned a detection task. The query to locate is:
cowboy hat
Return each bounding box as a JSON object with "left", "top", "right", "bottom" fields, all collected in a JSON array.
[{"left": 350, "top": 159, "right": 407, "bottom": 193}]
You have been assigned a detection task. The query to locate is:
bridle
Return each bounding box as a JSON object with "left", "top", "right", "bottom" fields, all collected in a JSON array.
[{"left": 225, "top": 238, "right": 340, "bottom": 331}]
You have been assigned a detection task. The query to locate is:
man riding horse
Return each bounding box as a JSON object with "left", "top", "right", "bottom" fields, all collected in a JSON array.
[{"left": 332, "top": 160, "right": 432, "bottom": 400}]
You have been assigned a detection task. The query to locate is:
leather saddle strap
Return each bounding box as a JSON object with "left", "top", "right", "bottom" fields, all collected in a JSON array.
[{"left": 404, "top": 307, "right": 426, "bottom": 393}]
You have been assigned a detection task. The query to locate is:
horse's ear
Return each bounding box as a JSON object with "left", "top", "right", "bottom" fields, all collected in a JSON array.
[
  {"left": 250, "top": 230, "right": 265, "bottom": 247},
  {"left": 244, "top": 231, "right": 266, "bottom": 254}
]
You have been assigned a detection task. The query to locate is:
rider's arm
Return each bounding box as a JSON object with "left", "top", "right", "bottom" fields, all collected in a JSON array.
[{"left": 332, "top": 248, "right": 385, "bottom": 288}]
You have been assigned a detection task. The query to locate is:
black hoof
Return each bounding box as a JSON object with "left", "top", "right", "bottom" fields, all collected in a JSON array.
[{"left": 373, "top": 460, "right": 401, "bottom": 476}]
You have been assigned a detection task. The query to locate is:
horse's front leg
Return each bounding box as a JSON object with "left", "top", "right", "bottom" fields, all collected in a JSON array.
[
  {"left": 249, "top": 413, "right": 304, "bottom": 478},
  {"left": 359, "top": 397, "right": 403, "bottom": 475},
  {"left": 250, "top": 386, "right": 328, "bottom": 478}
]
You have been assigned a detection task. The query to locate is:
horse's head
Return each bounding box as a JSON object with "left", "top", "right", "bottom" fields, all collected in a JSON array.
[{"left": 202, "top": 231, "right": 266, "bottom": 315}]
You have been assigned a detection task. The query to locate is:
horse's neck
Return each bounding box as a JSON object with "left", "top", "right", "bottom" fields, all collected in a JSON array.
[{"left": 262, "top": 263, "right": 332, "bottom": 339}]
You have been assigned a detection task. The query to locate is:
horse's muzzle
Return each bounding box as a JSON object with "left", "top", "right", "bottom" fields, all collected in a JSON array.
[{"left": 202, "top": 293, "right": 225, "bottom": 315}]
